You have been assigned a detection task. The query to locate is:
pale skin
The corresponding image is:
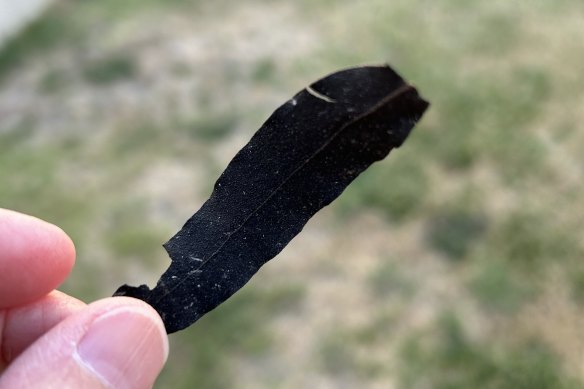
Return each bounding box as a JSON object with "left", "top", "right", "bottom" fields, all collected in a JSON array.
[{"left": 0, "top": 208, "right": 169, "bottom": 388}]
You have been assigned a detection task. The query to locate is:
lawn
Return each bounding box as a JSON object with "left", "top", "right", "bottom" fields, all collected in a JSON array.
[{"left": 1, "top": 0, "right": 583, "bottom": 387}]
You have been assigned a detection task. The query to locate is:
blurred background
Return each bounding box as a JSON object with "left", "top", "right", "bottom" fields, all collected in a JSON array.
[{"left": 1, "top": 0, "right": 583, "bottom": 387}]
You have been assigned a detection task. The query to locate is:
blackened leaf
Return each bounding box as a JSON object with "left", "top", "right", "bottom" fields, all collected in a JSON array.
[{"left": 114, "top": 65, "right": 429, "bottom": 333}]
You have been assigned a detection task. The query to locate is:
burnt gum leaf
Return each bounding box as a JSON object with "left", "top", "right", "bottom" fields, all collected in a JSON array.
[{"left": 114, "top": 65, "right": 429, "bottom": 333}]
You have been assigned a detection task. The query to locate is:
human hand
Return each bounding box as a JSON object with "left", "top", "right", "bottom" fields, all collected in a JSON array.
[{"left": 0, "top": 209, "right": 168, "bottom": 388}]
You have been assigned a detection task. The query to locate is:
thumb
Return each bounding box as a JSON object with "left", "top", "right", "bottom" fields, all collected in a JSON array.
[{"left": 0, "top": 297, "right": 169, "bottom": 389}]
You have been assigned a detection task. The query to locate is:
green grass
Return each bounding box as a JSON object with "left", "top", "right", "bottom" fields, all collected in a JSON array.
[
  {"left": 159, "top": 289, "right": 272, "bottom": 388},
  {"left": 410, "top": 65, "right": 550, "bottom": 176},
  {"left": 336, "top": 153, "right": 429, "bottom": 222},
  {"left": 0, "top": 0, "right": 196, "bottom": 83},
  {"left": 569, "top": 270, "right": 584, "bottom": 306},
  {"left": 469, "top": 260, "right": 532, "bottom": 314},
  {"left": 251, "top": 58, "right": 277, "bottom": 83},
  {"left": 83, "top": 54, "right": 137, "bottom": 85},
  {"left": 39, "top": 68, "right": 69, "bottom": 93},
  {"left": 106, "top": 122, "right": 169, "bottom": 157},
  {"left": 0, "top": 129, "right": 91, "bottom": 244},
  {"left": 399, "top": 313, "right": 578, "bottom": 389},
  {"left": 106, "top": 224, "right": 167, "bottom": 264},
  {"left": 61, "top": 261, "right": 106, "bottom": 302},
  {"left": 316, "top": 310, "right": 399, "bottom": 380},
  {"left": 368, "top": 261, "right": 414, "bottom": 298},
  {"left": 0, "top": 3, "right": 78, "bottom": 81},
  {"left": 318, "top": 328, "right": 385, "bottom": 380},
  {"left": 425, "top": 208, "right": 488, "bottom": 261},
  {"left": 478, "top": 66, "right": 551, "bottom": 184},
  {"left": 351, "top": 310, "right": 398, "bottom": 345},
  {"left": 158, "top": 284, "right": 305, "bottom": 388},
  {"left": 2, "top": 0, "right": 583, "bottom": 387},
  {"left": 100, "top": 196, "right": 174, "bottom": 265},
  {"left": 490, "top": 210, "right": 581, "bottom": 274},
  {"left": 180, "top": 112, "right": 239, "bottom": 142},
  {"left": 318, "top": 330, "right": 362, "bottom": 376},
  {"left": 421, "top": 82, "right": 484, "bottom": 170},
  {"left": 259, "top": 283, "right": 306, "bottom": 314}
]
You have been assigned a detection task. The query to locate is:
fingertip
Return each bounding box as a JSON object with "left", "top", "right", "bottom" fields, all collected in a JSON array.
[
  {"left": 76, "top": 297, "right": 169, "bottom": 387},
  {"left": 104, "top": 296, "right": 169, "bottom": 356},
  {"left": 0, "top": 209, "right": 77, "bottom": 308},
  {"left": 1, "top": 291, "right": 87, "bottom": 363},
  {"left": 0, "top": 297, "right": 169, "bottom": 388},
  {"left": 28, "top": 217, "right": 77, "bottom": 286},
  {"left": 48, "top": 222, "right": 76, "bottom": 271}
]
